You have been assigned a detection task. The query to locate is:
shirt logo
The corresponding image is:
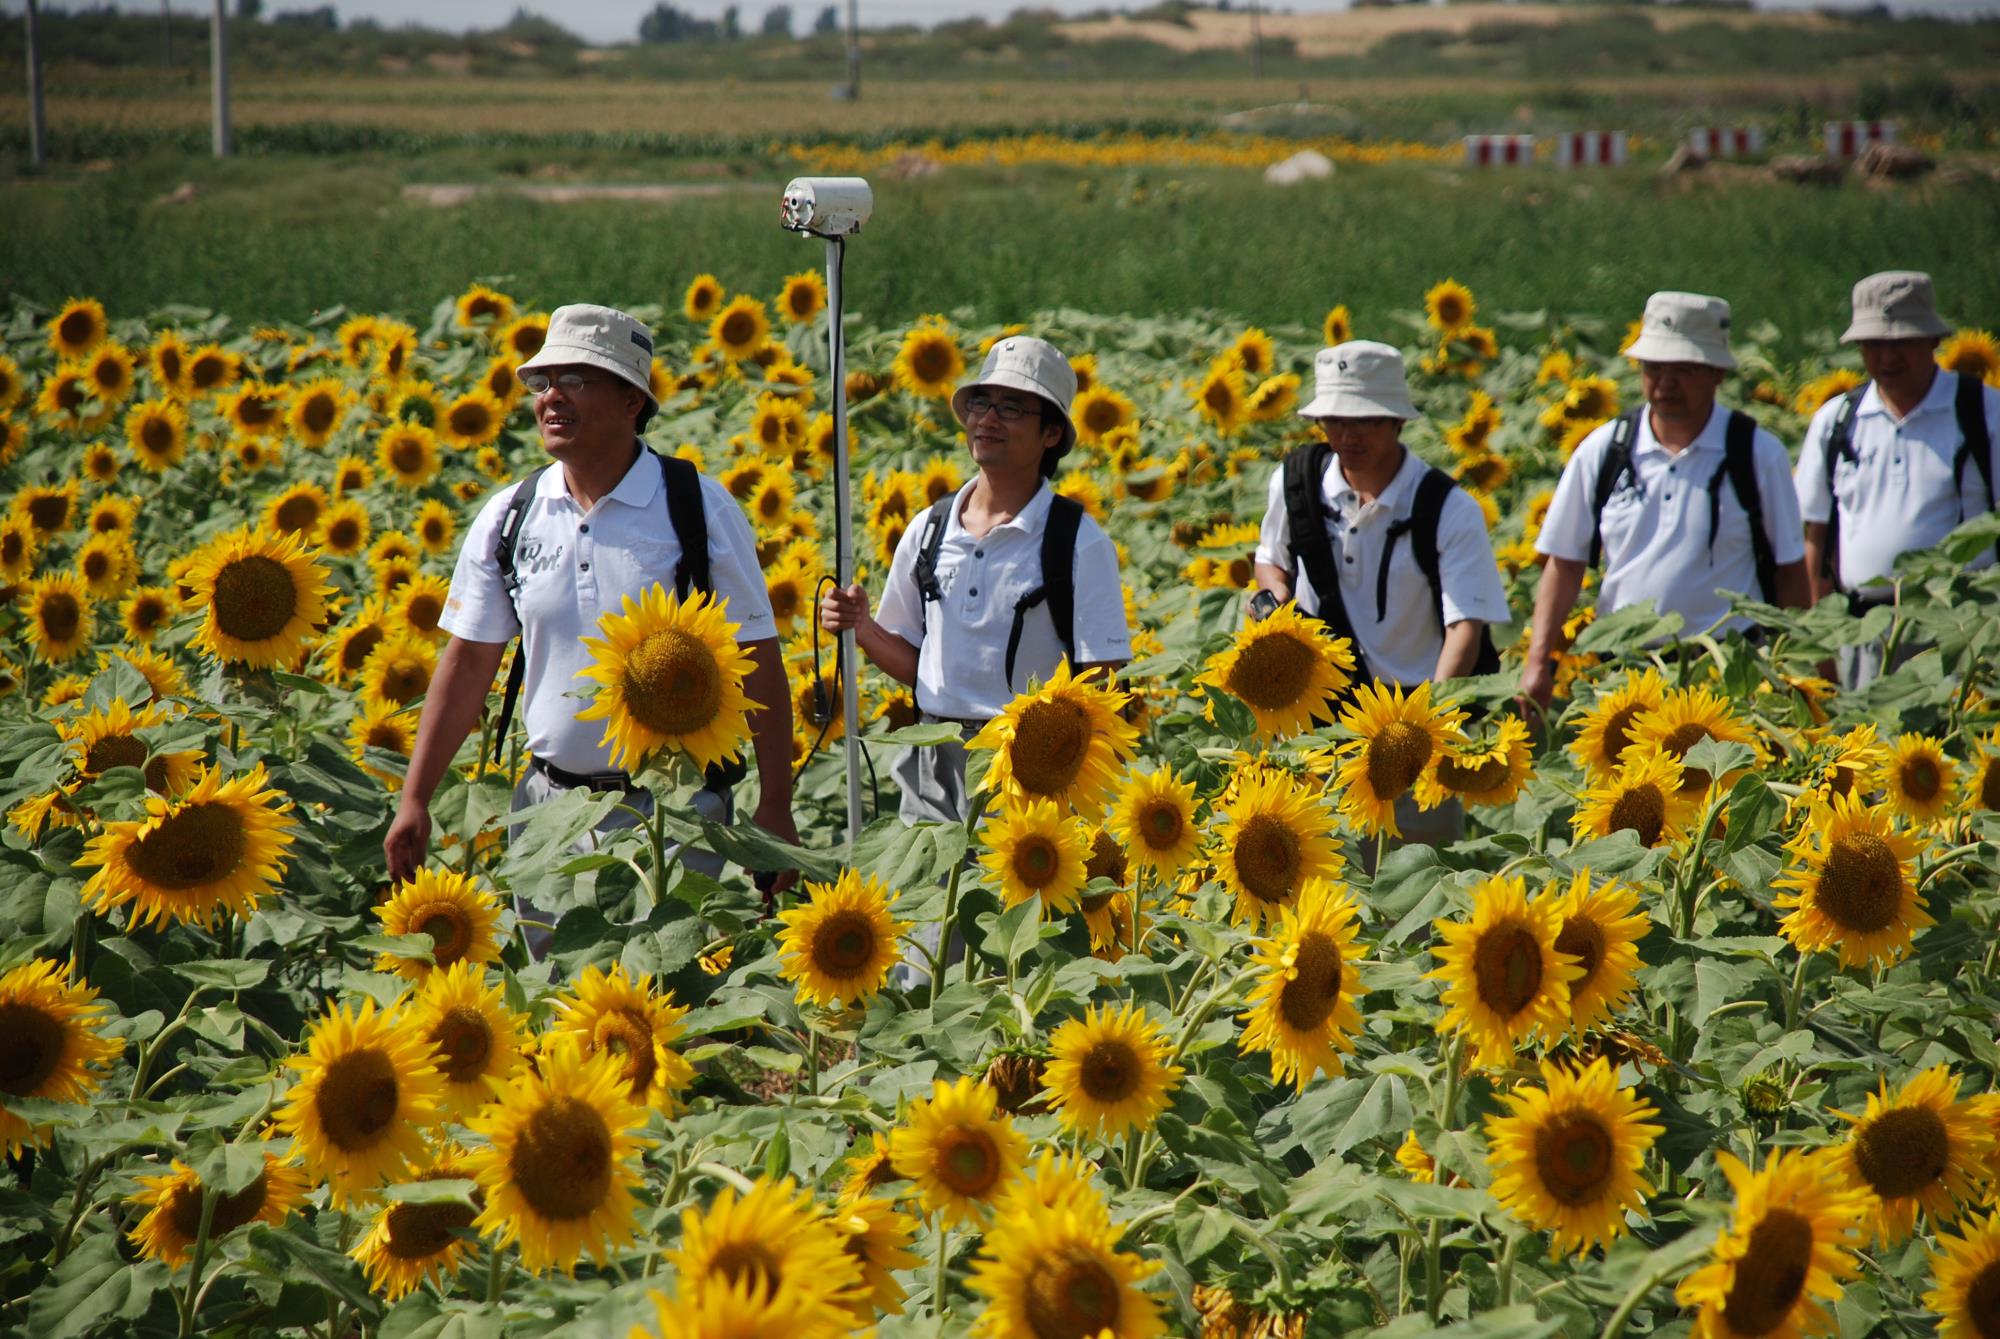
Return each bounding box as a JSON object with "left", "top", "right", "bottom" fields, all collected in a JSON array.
[{"left": 517, "top": 538, "right": 564, "bottom": 576}]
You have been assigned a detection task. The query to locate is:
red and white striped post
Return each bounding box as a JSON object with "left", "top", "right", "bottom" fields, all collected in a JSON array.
[
  {"left": 1555, "top": 131, "right": 1628, "bottom": 168},
  {"left": 1463, "top": 134, "right": 1536, "bottom": 167},
  {"left": 1687, "top": 126, "right": 1763, "bottom": 158},
  {"left": 1823, "top": 121, "right": 1895, "bottom": 158}
]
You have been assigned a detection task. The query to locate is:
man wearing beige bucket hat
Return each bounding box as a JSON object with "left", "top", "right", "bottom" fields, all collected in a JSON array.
[
  {"left": 1522, "top": 292, "right": 1811, "bottom": 707},
  {"left": 1253, "top": 339, "right": 1511, "bottom": 856},
  {"left": 1794, "top": 271, "right": 1998, "bottom": 688},
  {"left": 386, "top": 303, "right": 798, "bottom": 949}
]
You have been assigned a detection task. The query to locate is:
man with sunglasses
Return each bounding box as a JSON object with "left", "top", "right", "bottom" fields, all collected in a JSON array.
[{"left": 385, "top": 304, "right": 796, "bottom": 947}]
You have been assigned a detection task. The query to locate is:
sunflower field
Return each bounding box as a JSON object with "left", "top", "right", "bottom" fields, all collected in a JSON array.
[{"left": 2, "top": 273, "right": 2000, "bottom": 1339}]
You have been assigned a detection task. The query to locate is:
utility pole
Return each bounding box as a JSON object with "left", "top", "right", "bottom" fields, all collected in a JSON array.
[
  {"left": 211, "top": 0, "right": 232, "bottom": 157},
  {"left": 1249, "top": 0, "right": 1264, "bottom": 79},
  {"left": 24, "top": 0, "right": 46, "bottom": 170},
  {"left": 844, "top": 0, "right": 860, "bottom": 101}
]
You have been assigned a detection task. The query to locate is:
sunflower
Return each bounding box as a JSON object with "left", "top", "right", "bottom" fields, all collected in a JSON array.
[
  {"left": 1237, "top": 879, "right": 1366, "bottom": 1089},
  {"left": 1967, "top": 732, "right": 2000, "bottom": 818},
  {"left": 373, "top": 865, "right": 505, "bottom": 980},
  {"left": 0, "top": 517, "right": 38, "bottom": 583},
  {"left": 19, "top": 574, "right": 95, "bottom": 663},
  {"left": 969, "top": 661, "right": 1138, "bottom": 817},
  {"left": 1071, "top": 385, "right": 1135, "bottom": 446},
  {"left": 1792, "top": 368, "right": 1866, "bottom": 417},
  {"left": 1246, "top": 372, "right": 1301, "bottom": 422},
  {"left": 60, "top": 697, "right": 201, "bottom": 795},
  {"left": 0, "top": 354, "right": 21, "bottom": 413},
  {"left": 127, "top": 1153, "right": 309, "bottom": 1269},
  {"left": 1926, "top": 1209, "right": 2000, "bottom": 1339},
  {"left": 683, "top": 273, "right": 726, "bottom": 322},
  {"left": 1334, "top": 681, "right": 1468, "bottom": 837},
  {"left": 49, "top": 297, "right": 107, "bottom": 358},
  {"left": 1797, "top": 723, "right": 1888, "bottom": 811},
  {"left": 398, "top": 500, "right": 453, "bottom": 560},
  {"left": 1226, "top": 327, "right": 1276, "bottom": 378},
  {"left": 1427, "top": 874, "right": 1582, "bottom": 1067},
  {"left": 1675, "top": 1148, "right": 1868, "bottom": 1339},
  {"left": 101, "top": 646, "right": 184, "bottom": 702},
  {"left": 349, "top": 700, "right": 415, "bottom": 790},
  {"left": 776, "top": 868, "right": 910, "bottom": 1009},
  {"left": 350, "top": 1150, "right": 482, "bottom": 1301},
  {"left": 1571, "top": 749, "right": 1701, "bottom": 849},
  {"left": 710, "top": 295, "right": 771, "bottom": 362},
  {"left": 1320, "top": 304, "right": 1355, "bottom": 346},
  {"left": 36, "top": 363, "right": 106, "bottom": 433},
  {"left": 1424, "top": 279, "right": 1476, "bottom": 333},
  {"left": 1485, "top": 1056, "right": 1661, "bottom": 1257},
  {"left": 184, "top": 527, "right": 332, "bottom": 668},
  {"left": 318, "top": 498, "right": 373, "bottom": 558},
  {"left": 373, "top": 553, "right": 419, "bottom": 599},
  {"left": 1193, "top": 361, "right": 1248, "bottom": 437},
  {"left": 382, "top": 378, "right": 443, "bottom": 428},
  {"left": 1774, "top": 791, "right": 1930, "bottom": 969},
  {"left": 184, "top": 343, "right": 237, "bottom": 393},
  {"left": 1040, "top": 1002, "right": 1183, "bottom": 1140},
  {"left": 0, "top": 958, "right": 122, "bottom": 1157},
  {"left": 76, "top": 762, "right": 295, "bottom": 929},
  {"left": 1196, "top": 604, "right": 1355, "bottom": 741},
  {"left": 1884, "top": 732, "right": 1959, "bottom": 825},
  {"left": 840, "top": 1130, "right": 904, "bottom": 1202},
  {"left": 466, "top": 1039, "right": 652, "bottom": 1275},
  {"left": 260, "top": 480, "right": 330, "bottom": 540},
  {"left": 373, "top": 325, "right": 418, "bottom": 380},
  {"left": 455, "top": 281, "right": 516, "bottom": 329},
  {"left": 332, "top": 454, "right": 374, "bottom": 496},
  {"left": 81, "top": 341, "right": 135, "bottom": 406},
  {"left": 276, "top": 997, "right": 443, "bottom": 1207},
  {"left": 967, "top": 1194, "right": 1165, "bottom": 1339},
  {"left": 81, "top": 441, "right": 119, "bottom": 484},
  {"left": 74, "top": 533, "right": 137, "bottom": 600},
  {"left": 14, "top": 480, "right": 79, "bottom": 538},
  {"left": 1547, "top": 872, "right": 1647, "bottom": 1034},
  {"left": 774, "top": 269, "right": 828, "bottom": 325},
  {"left": 547, "top": 962, "right": 695, "bottom": 1115},
  {"left": 1208, "top": 770, "right": 1343, "bottom": 927},
  {"left": 410, "top": 962, "right": 527, "bottom": 1119},
  {"left": 1568, "top": 667, "right": 1664, "bottom": 783},
  {"left": 1627, "top": 686, "right": 1751, "bottom": 798},
  {"left": 393, "top": 572, "right": 451, "bottom": 641},
  {"left": 668, "top": 1175, "right": 865, "bottom": 1330},
  {"left": 1434, "top": 716, "right": 1535, "bottom": 809},
  {"left": 832, "top": 1192, "right": 922, "bottom": 1319},
  {"left": 439, "top": 389, "right": 506, "bottom": 450},
  {"left": 980, "top": 797, "right": 1093, "bottom": 915},
  {"left": 890, "top": 1076, "right": 1029, "bottom": 1228},
  {"left": 575, "top": 583, "right": 758, "bottom": 773},
  {"left": 376, "top": 422, "right": 441, "bottom": 488},
  {"left": 1106, "top": 766, "right": 1202, "bottom": 881},
  {"left": 1833, "top": 1066, "right": 1993, "bottom": 1245},
  {"left": 359, "top": 631, "right": 437, "bottom": 710},
  {"left": 1939, "top": 329, "right": 2000, "bottom": 386},
  {"left": 1395, "top": 1131, "right": 1438, "bottom": 1184},
  {"left": 892, "top": 324, "right": 964, "bottom": 399}
]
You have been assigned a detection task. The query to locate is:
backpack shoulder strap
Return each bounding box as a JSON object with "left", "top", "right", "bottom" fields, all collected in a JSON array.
[
  {"left": 1820, "top": 385, "right": 1866, "bottom": 585},
  {"left": 1281, "top": 443, "right": 1373, "bottom": 682},
  {"left": 1953, "top": 371, "right": 1995, "bottom": 512},
  {"left": 1001, "top": 494, "right": 1084, "bottom": 692},
  {"left": 1404, "top": 467, "right": 1456, "bottom": 629},
  {"left": 911, "top": 497, "right": 953, "bottom": 607},
  {"left": 490, "top": 466, "right": 549, "bottom": 764},
  {"left": 656, "top": 450, "right": 710, "bottom": 597},
  {"left": 1710, "top": 410, "right": 1777, "bottom": 602},
  {"left": 1588, "top": 411, "right": 1641, "bottom": 569}
]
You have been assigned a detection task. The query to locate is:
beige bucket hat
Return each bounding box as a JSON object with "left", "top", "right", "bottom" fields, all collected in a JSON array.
[
  {"left": 1624, "top": 291, "right": 1736, "bottom": 370},
  {"left": 1841, "top": 270, "right": 1952, "bottom": 342},
  {"left": 951, "top": 335, "right": 1077, "bottom": 458},
  {"left": 517, "top": 303, "right": 659, "bottom": 413},
  {"left": 1299, "top": 341, "right": 1419, "bottom": 420}
]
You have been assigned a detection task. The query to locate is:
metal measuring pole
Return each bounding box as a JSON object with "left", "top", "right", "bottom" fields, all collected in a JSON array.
[{"left": 823, "top": 235, "right": 865, "bottom": 852}]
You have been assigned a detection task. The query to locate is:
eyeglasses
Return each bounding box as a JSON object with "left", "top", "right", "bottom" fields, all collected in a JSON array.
[
  {"left": 962, "top": 393, "right": 1038, "bottom": 424},
  {"left": 521, "top": 371, "right": 608, "bottom": 395}
]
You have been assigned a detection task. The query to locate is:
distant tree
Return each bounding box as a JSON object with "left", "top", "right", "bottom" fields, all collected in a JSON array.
[
  {"left": 502, "top": 8, "right": 583, "bottom": 44},
  {"left": 272, "top": 6, "right": 339, "bottom": 30},
  {"left": 723, "top": 5, "right": 742, "bottom": 38},
  {"left": 812, "top": 4, "right": 839, "bottom": 34},
  {"left": 761, "top": 4, "right": 793, "bottom": 37},
  {"left": 236, "top": 0, "right": 264, "bottom": 17},
  {"left": 638, "top": 3, "right": 725, "bottom": 43}
]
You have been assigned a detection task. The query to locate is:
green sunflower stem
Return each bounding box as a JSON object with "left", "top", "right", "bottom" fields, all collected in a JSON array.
[
  {"left": 1494, "top": 1227, "right": 1523, "bottom": 1309},
  {"left": 68, "top": 905, "right": 94, "bottom": 982},
  {"left": 1595, "top": 1251, "right": 1682, "bottom": 1339},
  {"left": 932, "top": 1224, "right": 952, "bottom": 1324},
  {"left": 1782, "top": 951, "right": 1812, "bottom": 1034},
  {"left": 485, "top": 1245, "right": 507, "bottom": 1304},
  {"left": 1423, "top": 1217, "right": 1444, "bottom": 1323},
  {"left": 176, "top": 1184, "right": 221, "bottom": 1338}
]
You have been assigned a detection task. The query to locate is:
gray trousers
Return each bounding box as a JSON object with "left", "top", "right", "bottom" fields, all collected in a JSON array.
[
  {"left": 1837, "top": 637, "right": 1928, "bottom": 691},
  {"left": 508, "top": 768, "right": 729, "bottom": 960},
  {"left": 890, "top": 719, "right": 979, "bottom": 988},
  {"left": 1358, "top": 793, "right": 1466, "bottom": 875}
]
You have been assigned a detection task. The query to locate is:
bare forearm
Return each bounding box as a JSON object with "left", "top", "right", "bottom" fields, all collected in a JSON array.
[
  {"left": 1253, "top": 561, "right": 1291, "bottom": 600},
  {"left": 1802, "top": 524, "right": 1832, "bottom": 605},
  {"left": 1527, "top": 557, "right": 1586, "bottom": 664},
  {"left": 1772, "top": 559, "right": 1812, "bottom": 613},
  {"left": 853, "top": 616, "right": 920, "bottom": 688},
  {"left": 741, "top": 638, "right": 795, "bottom": 811},
  {"left": 400, "top": 638, "right": 507, "bottom": 810},
  {"left": 1434, "top": 620, "right": 1484, "bottom": 681}
]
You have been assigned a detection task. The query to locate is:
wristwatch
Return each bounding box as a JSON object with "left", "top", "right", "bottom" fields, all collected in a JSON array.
[{"left": 1247, "top": 589, "right": 1281, "bottom": 622}]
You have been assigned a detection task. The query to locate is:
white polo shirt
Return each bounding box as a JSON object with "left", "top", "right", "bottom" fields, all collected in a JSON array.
[
  {"left": 874, "top": 480, "right": 1131, "bottom": 721},
  {"left": 1793, "top": 372, "right": 2000, "bottom": 590},
  {"left": 1254, "top": 446, "right": 1512, "bottom": 688},
  {"left": 440, "top": 447, "right": 777, "bottom": 775},
  {"left": 1538, "top": 404, "right": 1804, "bottom": 634}
]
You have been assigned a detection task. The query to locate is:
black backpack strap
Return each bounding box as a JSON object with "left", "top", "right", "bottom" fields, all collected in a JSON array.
[
  {"left": 1953, "top": 371, "right": 1995, "bottom": 517},
  {"left": 1821, "top": 386, "right": 1864, "bottom": 585},
  {"left": 1707, "top": 410, "right": 1778, "bottom": 602},
  {"left": 1407, "top": 467, "right": 1502, "bottom": 679},
  {"left": 1003, "top": 494, "right": 1084, "bottom": 691},
  {"left": 910, "top": 497, "right": 953, "bottom": 614},
  {"left": 1282, "top": 442, "right": 1373, "bottom": 683},
  {"left": 1587, "top": 411, "right": 1641, "bottom": 570},
  {"left": 490, "top": 467, "right": 550, "bottom": 764},
  {"left": 656, "top": 450, "right": 710, "bottom": 598}
]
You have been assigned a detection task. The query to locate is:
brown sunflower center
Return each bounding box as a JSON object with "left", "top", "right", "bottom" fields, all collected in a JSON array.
[
  {"left": 82, "top": 548, "right": 114, "bottom": 583},
  {"left": 315, "top": 1047, "right": 401, "bottom": 1151},
  {"left": 509, "top": 1095, "right": 612, "bottom": 1221},
  {"left": 1085, "top": 830, "right": 1126, "bottom": 886},
  {"left": 57, "top": 309, "right": 98, "bottom": 349},
  {"left": 1554, "top": 916, "right": 1605, "bottom": 991},
  {"left": 28, "top": 495, "right": 71, "bottom": 531},
  {"left": 83, "top": 732, "right": 147, "bottom": 776},
  {"left": 1078, "top": 1039, "right": 1140, "bottom": 1104},
  {"left": 1720, "top": 1207, "right": 1814, "bottom": 1338},
  {"left": 327, "top": 516, "right": 364, "bottom": 551},
  {"left": 1964, "top": 1260, "right": 2000, "bottom": 1339},
  {"left": 1082, "top": 398, "right": 1124, "bottom": 435},
  {"left": 709, "top": 1240, "right": 783, "bottom": 1294},
  {"left": 809, "top": 909, "right": 879, "bottom": 979},
  {"left": 389, "top": 437, "right": 427, "bottom": 476},
  {"left": 37, "top": 592, "right": 80, "bottom": 643},
  {"left": 364, "top": 722, "right": 407, "bottom": 754},
  {"left": 767, "top": 581, "right": 800, "bottom": 622},
  {"left": 1981, "top": 761, "right": 2000, "bottom": 814},
  {"left": 448, "top": 403, "right": 491, "bottom": 438},
  {"left": 1532, "top": 1112, "right": 1613, "bottom": 1206},
  {"left": 55, "top": 378, "right": 87, "bottom": 414},
  {"left": 718, "top": 311, "right": 758, "bottom": 349},
  {"left": 1277, "top": 930, "right": 1343, "bottom": 1033},
  {"left": 1139, "top": 799, "right": 1185, "bottom": 852},
  {"left": 339, "top": 624, "right": 386, "bottom": 674},
  {"left": 1472, "top": 924, "right": 1544, "bottom": 1018},
  {"left": 1227, "top": 629, "right": 1319, "bottom": 712},
  {"left": 375, "top": 655, "right": 431, "bottom": 705},
  {"left": 1852, "top": 1104, "right": 1950, "bottom": 1200},
  {"left": 430, "top": 1005, "right": 493, "bottom": 1083},
  {"left": 272, "top": 495, "right": 322, "bottom": 535},
  {"left": 1816, "top": 832, "right": 1902, "bottom": 934},
  {"left": 403, "top": 593, "right": 443, "bottom": 636},
  {"left": 212, "top": 555, "right": 300, "bottom": 644},
  {"left": 130, "top": 595, "right": 168, "bottom": 632},
  {"left": 125, "top": 800, "right": 247, "bottom": 892},
  {"left": 1011, "top": 834, "right": 1060, "bottom": 891},
  {"left": 1024, "top": 1248, "right": 1122, "bottom": 1339},
  {"left": 1659, "top": 723, "right": 1716, "bottom": 792},
  {"left": 165, "top": 1168, "right": 270, "bottom": 1242},
  {"left": 908, "top": 337, "right": 955, "bottom": 385},
  {"left": 190, "top": 355, "right": 227, "bottom": 389},
  {"left": 235, "top": 395, "right": 278, "bottom": 429},
  {"left": 1234, "top": 813, "right": 1301, "bottom": 905},
  {"left": 1437, "top": 752, "right": 1510, "bottom": 795},
  {"left": 1203, "top": 379, "right": 1237, "bottom": 416},
  {"left": 1899, "top": 756, "right": 1941, "bottom": 804},
  {"left": 621, "top": 628, "right": 724, "bottom": 737},
  {"left": 384, "top": 1198, "right": 477, "bottom": 1260},
  {"left": 934, "top": 1126, "right": 1000, "bottom": 1197},
  {"left": 0, "top": 1001, "right": 65, "bottom": 1095},
  {"left": 1366, "top": 722, "right": 1434, "bottom": 800},
  {"left": 592, "top": 1009, "right": 658, "bottom": 1099},
  {"left": 1, "top": 532, "right": 23, "bottom": 565},
  {"left": 1009, "top": 698, "right": 1093, "bottom": 798},
  {"left": 300, "top": 393, "right": 338, "bottom": 436},
  {"left": 1607, "top": 782, "right": 1667, "bottom": 847}
]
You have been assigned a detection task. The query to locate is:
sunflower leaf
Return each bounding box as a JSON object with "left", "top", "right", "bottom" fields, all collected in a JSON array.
[
  {"left": 865, "top": 723, "right": 967, "bottom": 748},
  {"left": 171, "top": 958, "right": 270, "bottom": 992},
  {"left": 378, "top": 1177, "right": 477, "bottom": 1207},
  {"left": 28, "top": 1232, "right": 169, "bottom": 1339}
]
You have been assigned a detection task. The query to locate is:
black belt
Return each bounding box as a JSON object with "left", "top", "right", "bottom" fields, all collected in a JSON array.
[
  {"left": 528, "top": 756, "right": 637, "bottom": 793},
  {"left": 919, "top": 711, "right": 987, "bottom": 732},
  {"left": 1846, "top": 588, "right": 1896, "bottom": 617}
]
